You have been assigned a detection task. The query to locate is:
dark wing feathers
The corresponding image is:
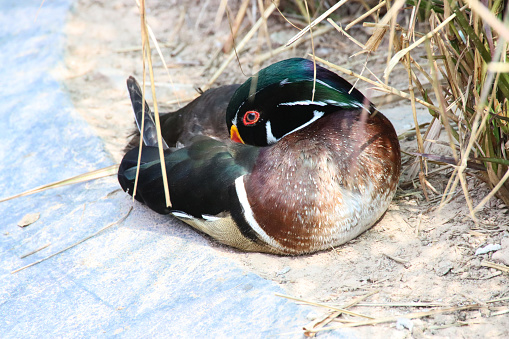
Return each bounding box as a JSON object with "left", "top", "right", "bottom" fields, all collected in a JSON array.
[
  {"left": 118, "top": 138, "right": 260, "bottom": 217},
  {"left": 121, "top": 76, "right": 249, "bottom": 218}
]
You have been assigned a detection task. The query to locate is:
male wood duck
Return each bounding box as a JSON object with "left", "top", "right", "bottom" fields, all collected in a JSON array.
[{"left": 118, "top": 58, "right": 401, "bottom": 255}]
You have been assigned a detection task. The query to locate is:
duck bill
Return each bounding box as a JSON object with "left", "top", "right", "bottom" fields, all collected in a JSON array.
[{"left": 230, "top": 125, "right": 245, "bottom": 144}]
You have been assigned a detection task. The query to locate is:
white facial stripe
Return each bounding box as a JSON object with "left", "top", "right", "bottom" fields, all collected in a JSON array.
[
  {"left": 279, "top": 100, "right": 327, "bottom": 106},
  {"left": 265, "top": 121, "right": 278, "bottom": 144},
  {"left": 234, "top": 176, "right": 285, "bottom": 251},
  {"left": 281, "top": 110, "right": 324, "bottom": 139},
  {"left": 280, "top": 78, "right": 290, "bottom": 85}
]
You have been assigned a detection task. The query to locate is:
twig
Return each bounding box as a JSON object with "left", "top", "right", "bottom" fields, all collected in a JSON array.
[
  {"left": 383, "top": 253, "right": 410, "bottom": 265},
  {"left": 275, "top": 293, "right": 374, "bottom": 319},
  {"left": 114, "top": 42, "right": 176, "bottom": 53},
  {"left": 19, "top": 243, "right": 51, "bottom": 259},
  {"left": 285, "top": 0, "right": 349, "bottom": 47},
  {"left": 481, "top": 261, "right": 509, "bottom": 273},
  {"left": 487, "top": 296, "right": 509, "bottom": 303},
  {"left": 204, "top": 2, "right": 277, "bottom": 90},
  {"left": 0, "top": 165, "right": 118, "bottom": 204},
  {"left": 491, "top": 309, "right": 509, "bottom": 316},
  {"left": 304, "top": 290, "right": 379, "bottom": 336},
  {"left": 310, "top": 304, "right": 482, "bottom": 332},
  {"left": 354, "top": 302, "right": 448, "bottom": 307},
  {"left": 345, "top": 1, "right": 386, "bottom": 31}
]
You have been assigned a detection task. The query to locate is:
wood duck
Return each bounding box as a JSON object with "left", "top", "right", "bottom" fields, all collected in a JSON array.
[{"left": 118, "top": 58, "right": 401, "bottom": 255}]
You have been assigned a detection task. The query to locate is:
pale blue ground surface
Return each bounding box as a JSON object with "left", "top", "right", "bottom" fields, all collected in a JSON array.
[{"left": 0, "top": 1, "right": 358, "bottom": 337}]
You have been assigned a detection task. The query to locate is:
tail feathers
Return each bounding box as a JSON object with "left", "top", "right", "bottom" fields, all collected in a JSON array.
[{"left": 126, "top": 76, "right": 169, "bottom": 150}]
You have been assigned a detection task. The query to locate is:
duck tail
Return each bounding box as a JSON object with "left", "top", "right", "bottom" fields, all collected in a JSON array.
[{"left": 126, "top": 76, "right": 169, "bottom": 150}]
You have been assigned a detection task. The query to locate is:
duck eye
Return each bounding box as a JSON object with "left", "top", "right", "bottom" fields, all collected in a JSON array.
[{"left": 243, "top": 110, "right": 260, "bottom": 125}]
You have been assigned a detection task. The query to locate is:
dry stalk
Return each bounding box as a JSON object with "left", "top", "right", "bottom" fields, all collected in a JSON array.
[
  {"left": 0, "top": 165, "right": 118, "bottom": 203},
  {"left": 303, "top": 290, "right": 379, "bottom": 336},
  {"left": 275, "top": 293, "right": 374, "bottom": 319},
  {"left": 345, "top": 1, "right": 386, "bottom": 31},
  {"left": 19, "top": 243, "right": 51, "bottom": 259},
  {"left": 310, "top": 304, "right": 482, "bottom": 332},
  {"left": 481, "top": 261, "right": 509, "bottom": 273},
  {"left": 254, "top": 25, "right": 332, "bottom": 64},
  {"left": 285, "top": 0, "right": 349, "bottom": 47},
  {"left": 136, "top": 0, "right": 171, "bottom": 208},
  {"left": 384, "top": 6, "right": 466, "bottom": 78},
  {"left": 204, "top": 2, "right": 277, "bottom": 90},
  {"left": 327, "top": 18, "right": 366, "bottom": 49},
  {"left": 223, "top": 0, "right": 250, "bottom": 53}
]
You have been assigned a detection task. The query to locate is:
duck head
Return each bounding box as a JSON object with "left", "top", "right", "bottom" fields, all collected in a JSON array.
[{"left": 226, "top": 58, "right": 371, "bottom": 146}]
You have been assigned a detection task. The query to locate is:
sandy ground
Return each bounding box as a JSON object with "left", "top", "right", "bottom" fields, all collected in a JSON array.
[{"left": 61, "top": 0, "right": 509, "bottom": 337}]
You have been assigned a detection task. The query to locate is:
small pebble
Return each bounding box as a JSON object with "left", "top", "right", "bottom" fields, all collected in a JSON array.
[
  {"left": 306, "top": 310, "right": 321, "bottom": 321},
  {"left": 276, "top": 266, "right": 291, "bottom": 276},
  {"left": 492, "top": 237, "right": 509, "bottom": 265},
  {"left": 436, "top": 260, "right": 453, "bottom": 276},
  {"left": 475, "top": 244, "right": 501, "bottom": 255},
  {"left": 396, "top": 317, "right": 413, "bottom": 331}
]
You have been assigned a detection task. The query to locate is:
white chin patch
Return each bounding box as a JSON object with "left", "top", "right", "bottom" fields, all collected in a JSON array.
[{"left": 265, "top": 121, "right": 278, "bottom": 144}]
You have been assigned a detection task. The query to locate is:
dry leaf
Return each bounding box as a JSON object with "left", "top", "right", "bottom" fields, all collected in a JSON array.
[{"left": 18, "top": 213, "right": 40, "bottom": 227}]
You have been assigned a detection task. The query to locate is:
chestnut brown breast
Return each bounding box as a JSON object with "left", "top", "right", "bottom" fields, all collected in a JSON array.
[{"left": 244, "top": 110, "right": 401, "bottom": 254}]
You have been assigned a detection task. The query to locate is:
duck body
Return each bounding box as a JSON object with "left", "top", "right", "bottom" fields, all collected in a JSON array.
[{"left": 118, "top": 58, "right": 400, "bottom": 255}]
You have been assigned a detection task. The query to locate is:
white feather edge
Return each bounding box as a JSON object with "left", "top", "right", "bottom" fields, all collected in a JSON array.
[{"left": 234, "top": 176, "right": 286, "bottom": 252}]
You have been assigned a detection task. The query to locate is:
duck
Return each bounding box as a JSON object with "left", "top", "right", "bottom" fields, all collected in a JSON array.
[{"left": 118, "top": 58, "right": 401, "bottom": 255}]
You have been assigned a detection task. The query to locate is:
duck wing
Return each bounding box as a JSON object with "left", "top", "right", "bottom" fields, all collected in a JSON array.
[{"left": 117, "top": 137, "right": 259, "bottom": 217}]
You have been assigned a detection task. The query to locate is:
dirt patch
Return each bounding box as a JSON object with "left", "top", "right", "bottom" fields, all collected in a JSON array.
[{"left": 61, "top": 0, "right": 509, "bottom": 337}]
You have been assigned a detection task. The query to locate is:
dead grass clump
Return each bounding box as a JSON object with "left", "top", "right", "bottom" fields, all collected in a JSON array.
[{"left": 387, "top": 0, "right": 509, "bottom": 214}]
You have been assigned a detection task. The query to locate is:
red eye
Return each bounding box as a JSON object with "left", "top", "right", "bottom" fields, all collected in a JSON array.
[{"left": 243, "top": 111, "right": 260, "bottom": 125}]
